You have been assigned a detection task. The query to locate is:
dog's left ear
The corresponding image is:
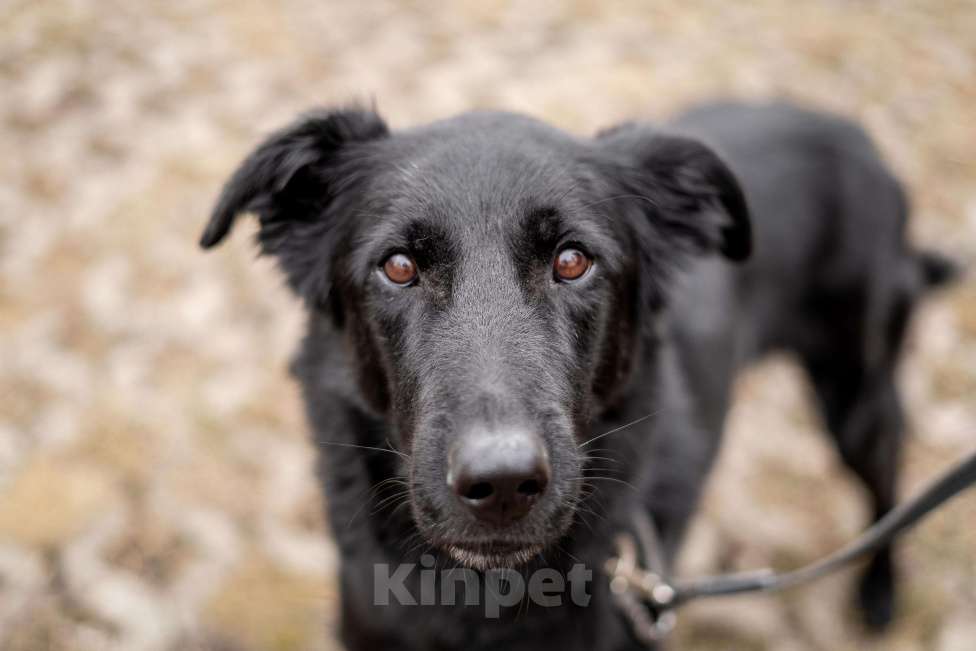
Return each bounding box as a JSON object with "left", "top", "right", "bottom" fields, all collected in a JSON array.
[{"left": 597, "top": 124, "right": 752, "bottom": 262}]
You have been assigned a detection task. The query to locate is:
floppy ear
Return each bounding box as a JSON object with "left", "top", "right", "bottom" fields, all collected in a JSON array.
[
  {"left": 597, "top": 124, "right": 752, "bottom": 262},
  {"left": 201, "top": 107, "right": 388, "bottom": 302}
]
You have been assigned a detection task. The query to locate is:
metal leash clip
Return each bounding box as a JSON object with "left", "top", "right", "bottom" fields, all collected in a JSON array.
[{"left": 605, "top": 529, "right": 677, "bottom": 645}]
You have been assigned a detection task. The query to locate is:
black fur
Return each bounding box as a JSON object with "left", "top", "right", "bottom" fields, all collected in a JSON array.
[{"left": 202, "top": 101, "right": 956, "bottom": 649}]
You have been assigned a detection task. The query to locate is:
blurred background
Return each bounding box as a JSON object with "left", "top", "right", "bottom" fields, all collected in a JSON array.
[{"left": 1, "top": 1, "right": 974, "bottom": 649}]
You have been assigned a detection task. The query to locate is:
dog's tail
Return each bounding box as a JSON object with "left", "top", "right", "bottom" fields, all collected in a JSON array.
[{"left": 914, "top": 249, "right": 962, "bottom": 292}]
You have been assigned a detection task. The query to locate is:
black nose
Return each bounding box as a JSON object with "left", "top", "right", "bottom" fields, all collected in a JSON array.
[{"left": 449, "top": 429, "right": 551, "bottom": 526}]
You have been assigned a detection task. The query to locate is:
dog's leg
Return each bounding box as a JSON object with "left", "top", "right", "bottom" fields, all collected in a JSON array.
[{"left": 803, "top": 354, "right": 904, "bottom": 631}]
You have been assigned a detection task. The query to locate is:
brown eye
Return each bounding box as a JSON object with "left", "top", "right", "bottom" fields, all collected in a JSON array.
[
  {"left": 383, "top": 253, "right": 418, "bottom": 285},
  {"left": 554, "top": 248, "right": 592, "bottom": 282}
]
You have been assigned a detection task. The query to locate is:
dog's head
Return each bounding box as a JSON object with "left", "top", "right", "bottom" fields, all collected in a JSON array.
[{"left": 202, "top": 107, "right": 750, "bottom": 569}]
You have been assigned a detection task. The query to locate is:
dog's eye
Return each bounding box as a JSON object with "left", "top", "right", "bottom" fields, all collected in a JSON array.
[
  {"left": 382, "top": 253, "right": 418, "bottom": 285},
  {"left": 553, "top": 248, "right": 592, "bottom": 282}
]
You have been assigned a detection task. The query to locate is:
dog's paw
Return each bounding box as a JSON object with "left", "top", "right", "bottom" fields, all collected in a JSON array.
[{"left": 858, "top": 552, "right": 896, "bottom": 632}]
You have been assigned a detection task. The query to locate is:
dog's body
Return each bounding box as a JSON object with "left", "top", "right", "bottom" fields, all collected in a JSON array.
[{"left": 203, "top": 102, "right": 954, "bottom": 650}]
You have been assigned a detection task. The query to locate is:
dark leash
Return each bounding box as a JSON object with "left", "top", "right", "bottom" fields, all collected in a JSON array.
[{"left": 605, "top": 449, "right": 976, "bottom": 645}]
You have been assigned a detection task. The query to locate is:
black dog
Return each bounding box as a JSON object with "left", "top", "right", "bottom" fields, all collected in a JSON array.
[{"left": 201, "top": 101, "right": 956, "bottom": 650}]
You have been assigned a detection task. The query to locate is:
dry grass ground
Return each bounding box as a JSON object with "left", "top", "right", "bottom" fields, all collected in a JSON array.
[{"left": 1, "top": 1, "right": 974, "bottom": 649}]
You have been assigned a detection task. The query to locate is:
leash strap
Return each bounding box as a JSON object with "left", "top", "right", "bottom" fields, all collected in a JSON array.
[{"left": 606, "top": 448, "right": 976, "bottom": 642}]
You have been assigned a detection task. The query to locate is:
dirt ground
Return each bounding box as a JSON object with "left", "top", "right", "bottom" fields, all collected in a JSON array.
[{"left": 1, "top": 1, "right": 974, "bottom": 650}]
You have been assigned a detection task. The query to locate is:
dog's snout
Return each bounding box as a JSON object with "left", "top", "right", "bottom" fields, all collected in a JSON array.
[{"left": 449, "top": 429, "right": 551, "bottom": 526}]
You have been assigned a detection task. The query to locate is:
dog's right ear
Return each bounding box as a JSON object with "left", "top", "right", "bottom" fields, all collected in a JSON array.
[
  {"left": 200, "top": 107, "right": 388, "bottom": 307},
  {"left": 200, "top": 107, "right": 389, "bottom": 249}
]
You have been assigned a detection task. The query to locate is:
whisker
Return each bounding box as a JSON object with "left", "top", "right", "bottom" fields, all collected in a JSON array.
[
  {"left": 345, "top": 477, "right": 410, "bottom": 528},
  {"left": 571, "top": 506, "right": 601, "bottom": 534},
  {"left": 316, "top": 439, "right": 411, "bottom": 461},
  {"left": 583, "top": 454, "right": 622, "bottom": 466},
  {"left": 385, "top": 438, "right": 403, "bottom": 456},
  {"left": 389, "top": 498, "right": 412, "bottom": 516},
  {"left": 582, "top": 475, "right": 639, "bottom": 491},
  {"left": 585, "top": 447, "right": 624, "bottom": 462},
  {"left": 576, "top": 504, "right": 608, "bottom": 523},
  {"left": 369, "top": 490, "right": 411, "bottom": 515},
  {"left": 582, "top": 458, "right": 627, "bottom": 473},
  {"left": 396, "top": 530, "right": 427, "bottom": 557},
  {"left": 404, "top": 537, "right": 433, "bottom": 558},
  {"left": 578, "top": 411, "right": 659, "bottom": 449},
  {"left": 552, "top": 542, "right": 584, "bottom": 565}
]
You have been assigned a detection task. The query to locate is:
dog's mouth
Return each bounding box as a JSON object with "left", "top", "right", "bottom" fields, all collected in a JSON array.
[{"left": 444, "top": 541, "right": 545, "bottom": 570}]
